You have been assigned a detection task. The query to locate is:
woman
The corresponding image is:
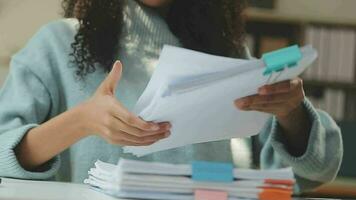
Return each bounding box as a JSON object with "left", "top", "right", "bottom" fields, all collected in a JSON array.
[{"left": 0, "top": 0, "right": 342, "bottom": 193}]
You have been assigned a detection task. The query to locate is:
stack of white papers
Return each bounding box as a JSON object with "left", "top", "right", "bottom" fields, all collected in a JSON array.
[
  {"left": 123, "top": 45, "right": 317, "bottom": 156},
  {"left": 84, "top": 159, "right": 295, "bottom": 200}
]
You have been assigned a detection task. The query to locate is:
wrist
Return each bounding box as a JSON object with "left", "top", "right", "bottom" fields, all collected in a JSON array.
[
  {"left": 277, "top": 102, "right": 304, "bottom": 123},
  {"left": 70, "top": 103, "right": 93, "bottom": 138},
  {"left": 275, "top": 102, "right": 311, "bottom": 156},
  {"left": 276, "top": 103, "right": 310, "bottom": 139}
]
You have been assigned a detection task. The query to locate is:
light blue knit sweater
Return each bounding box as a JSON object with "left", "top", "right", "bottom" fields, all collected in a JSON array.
[{"left": 0, "top": 0, "right": 342, "bottom": 194}]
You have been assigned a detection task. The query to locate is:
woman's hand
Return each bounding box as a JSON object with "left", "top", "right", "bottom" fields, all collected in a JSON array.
[
  {"left": 234, "top": 78, "right": 311, "bottom": 157},
  {"left": 234, "top": 78, "right": 305, "bottom": 118},
  {"left": 78, "top": 61, "right": 171, "bottom": 146},
  {"left": 15, "top": 60, "right": 168, "bottom": 170}
]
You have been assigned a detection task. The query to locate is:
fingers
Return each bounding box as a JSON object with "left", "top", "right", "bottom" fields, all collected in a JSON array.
[
  {"left": 235, "top": 78, "right": 305, "bottom": 117},
  {"left": 235, "top": 91, "right": 303, "bottom": 108},
  {"left": 235, "top": 90, "right": 301, "bottom": 107},
  {"left": 109, "top": 118, "right": 171, "bottom": 137},
  {"left": 121, "top": 141, "right": 155, "bottom": 146},
  {"left": 247, "top": 101, "right": 304, "bottom": 117},
  {"left": 107, "top": 60, "right": 123, "bottom": 93},
  {"left": 107, "top": 139, "right": 156, "bottom": 146},
  {"left": 235, "top": 93, "right": 288, "bottom": 107},
  {"left": 103, "top": 108, "right": 171, "bottom": 145},
  {"left": 97, "top": 60, "right": 123, "bottom": 95},
  {"left": 242, "top": 102, "right": 290, "bottom": 116},
  {"left": 102, "top": 127, "right": 170, "bottom": 146},
  {"left": 258, "top": 78, "right": 302, "bottom": 95},
  {"left": 111, "top": 101, "right": 161, "bottom": 131},
  {"left": 113, "top": 131, "right": 170, "bottom": 144},
  {"left": 236, "top": 78, "right": 303, "bottom": 107},
  {"left": 89, "top": 60, "right": 172, "bottom": 147},
  {"left": 246, "top": 102, "right": 284, "bottom": 110}
]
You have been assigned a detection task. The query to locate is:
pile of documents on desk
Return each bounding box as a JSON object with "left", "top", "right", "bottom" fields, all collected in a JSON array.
[
  {"left": 84, "top": 159, "right": 296, "bottom": 200},
  {"left": 123, "top": 45, "right": 317, "bottom": 157}
]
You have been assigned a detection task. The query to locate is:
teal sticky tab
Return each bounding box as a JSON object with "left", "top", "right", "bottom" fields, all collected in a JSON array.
[
  {"left": 192, "top": 161, "right": 234, "bottom": 182},
  {"left": 262, "top": 45, "right": 302, "bottom": 76}
]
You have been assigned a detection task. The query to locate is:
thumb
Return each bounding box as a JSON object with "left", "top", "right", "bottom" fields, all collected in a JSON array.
[{"left": 98, "top": 60, "right": 123, "bottom": 95}]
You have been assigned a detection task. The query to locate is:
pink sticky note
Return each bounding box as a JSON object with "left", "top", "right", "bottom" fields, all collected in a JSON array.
[{"left": 194, "top": 189, "right": 228, "bottom": 200}]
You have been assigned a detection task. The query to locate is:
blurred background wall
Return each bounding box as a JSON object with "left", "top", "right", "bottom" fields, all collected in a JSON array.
[
  {"left": 0, "top": 0, "right": 60, "bottom": 84},
  {"left": 0, "top": 0, "right": 356, "bottom": 198},
  {"left": 270, "top": 0, "right": 356, "bottom": 22}
]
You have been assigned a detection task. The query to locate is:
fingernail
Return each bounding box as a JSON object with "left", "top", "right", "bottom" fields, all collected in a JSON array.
[
  {"left": 165, "top": 123, "right": 172, "bottom": 129},
  {"left": 164, "top": 132, "right": 171, "bottom": 137},
  {"left": 113, "top": 60, "right": 120, "bottom": 67},
  {"left": 159, "top": 123, "right": 171, "bottom": 130}
]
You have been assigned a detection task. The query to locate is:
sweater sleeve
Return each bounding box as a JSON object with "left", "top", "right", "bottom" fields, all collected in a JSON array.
[
  {"left": 258, "top": 98, "right": 343, "bottom": 194},
  {"left": 0, "top": 60, "right": 60, "bottom": 180}
]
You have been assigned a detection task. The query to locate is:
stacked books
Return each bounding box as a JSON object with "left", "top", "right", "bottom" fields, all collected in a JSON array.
[{"left": 85, "top": 159, "right": 295, "bottom": 200}]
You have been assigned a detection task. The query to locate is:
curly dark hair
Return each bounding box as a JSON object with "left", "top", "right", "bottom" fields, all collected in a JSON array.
[{"left": 62, "top": 0, "right": 246, "bottom": 77}]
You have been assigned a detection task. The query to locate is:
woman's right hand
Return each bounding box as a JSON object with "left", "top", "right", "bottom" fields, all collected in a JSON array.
[{"left": 77, "top": 60, "right": 171, "bottom": 146}]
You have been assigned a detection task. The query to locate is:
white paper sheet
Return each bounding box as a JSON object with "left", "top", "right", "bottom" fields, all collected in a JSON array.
[{"left": 123, "top": 45, "right": 317, "bottom": 156}]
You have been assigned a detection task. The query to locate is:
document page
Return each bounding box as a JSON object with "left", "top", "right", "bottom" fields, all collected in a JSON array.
[{"left": 124, "top": 45, "right": 317, "bottom": 156}]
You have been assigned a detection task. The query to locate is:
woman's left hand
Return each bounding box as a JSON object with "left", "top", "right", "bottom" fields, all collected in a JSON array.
[
  {"left": 235, "top": 77, "right": 311, "bottom": 156},
  {"left": 234, "top": 78, "right": 305, "bottom": 119}
]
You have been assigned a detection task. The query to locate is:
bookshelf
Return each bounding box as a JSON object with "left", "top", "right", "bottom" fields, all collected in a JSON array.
[
  {"left": 245, "top": 4, "right": 356, "bottom": 198},
  {"left": 246, "top": 7, "right": 356, "bottom": 27},
  {"left": 245, "top": 6, "right": 356, "bottom": 121},
  {"left": 304, "top": 80, "right": 356, "bottom": 92}
]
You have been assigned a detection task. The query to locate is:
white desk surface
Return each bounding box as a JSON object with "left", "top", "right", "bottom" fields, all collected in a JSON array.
[{"left": 0, "top": 178, "right": 124, "bottom": 200}]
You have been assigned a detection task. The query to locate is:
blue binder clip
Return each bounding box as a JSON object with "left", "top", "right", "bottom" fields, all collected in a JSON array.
[
  {"left": 262, "top": 45, "right": 302, "bottom": 84},
  {"left": 192, "top": 161, "right": 234, "bottom": 182}
]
